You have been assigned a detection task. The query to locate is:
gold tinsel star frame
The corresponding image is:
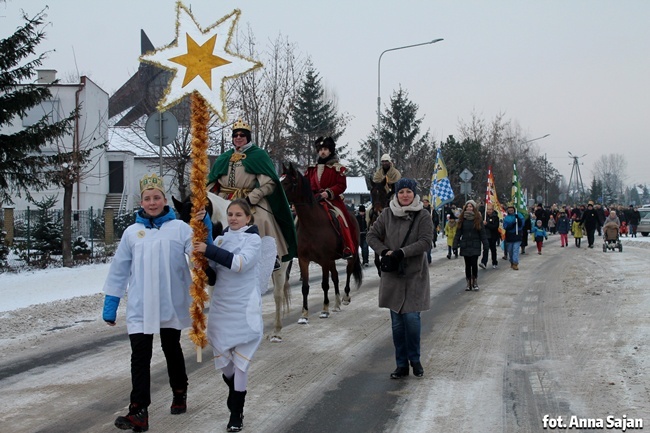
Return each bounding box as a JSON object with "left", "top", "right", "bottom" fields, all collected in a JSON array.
[{"left": 139, "top": 1, "right": 262, "bottom": 360}]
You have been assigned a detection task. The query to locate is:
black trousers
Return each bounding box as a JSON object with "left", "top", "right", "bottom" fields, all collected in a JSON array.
[
  {"left": 586, "top": 228, "right": 596, "bottom": 246},
  {"left": 463, "top": 255, "right": 479, "bottom": 279},
  {"left": 359, "top": 233, "right": 369, "bottom": 264},
  {"left": 481, "top": 237, "right": 499, "bottom": 265},
  {"left": 129, "top": 328, "right": 188, "bottom": 407}
]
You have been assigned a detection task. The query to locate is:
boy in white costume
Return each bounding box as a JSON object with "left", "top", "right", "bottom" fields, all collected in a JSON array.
[
  {"left": 102, "top": 173, "right": 208, "bottom": 432},
  {"left": 194, "top": 198, "right": 275, "bottom": 432}
]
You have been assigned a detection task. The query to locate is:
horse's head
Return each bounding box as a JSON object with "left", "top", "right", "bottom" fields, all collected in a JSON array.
[
  {"left": 172, "top": 195, "right": 215, "bottom": 225},
  {"left": 280, "top": 163, "right": 312, "bottom": 204},
  {"left": 369, "top": 182, "right": 388, "bottom": 224},
  {"left": 172, "top": 196, "right": 193, "bottom": 223}
]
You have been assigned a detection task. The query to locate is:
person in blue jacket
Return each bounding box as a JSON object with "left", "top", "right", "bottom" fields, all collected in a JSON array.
[
  {"left": 531, "top": 219, "right": 548, "bottom": 255},
  {"left": 502, "top": 204, "right": 524, "bottom": 270},
  {"left": 102, "top": 173, "right": 210, "bottom": 432}
]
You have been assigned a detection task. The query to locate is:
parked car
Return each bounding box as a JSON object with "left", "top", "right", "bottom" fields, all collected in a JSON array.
[{"left": 637, "top": 207, "right": 650, "bottom": 236}]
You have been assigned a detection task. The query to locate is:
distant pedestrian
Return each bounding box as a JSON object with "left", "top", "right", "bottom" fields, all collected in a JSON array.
[
  {"left": 453, "top": 200, "right": 488, "bottom": 290},
  {"left": 628, "top": 205, "right": 641, "bottom": 238},
  {"left": 531, "top": 220, "right": 548, "bottom": 255},
  {"left": 356, "top": 205, "right": 370, "bottom": 266},
  {"left": 582, "top": 201, "right": 599, "bottom": 248},
  {"left": 503, "top": 205, "right": 524, "bottom": 270},
  {"left": 572, "top": 214, "right": 583, "bottom": 247},
  {"left": 480, "top": 203, "right": 501, "bottom": 269},
  {"left": 556, "top": 211, "right": 571, "bottom": 247},
  {"left": 445, "top": 213, "right": 459, "bottom": 259}
]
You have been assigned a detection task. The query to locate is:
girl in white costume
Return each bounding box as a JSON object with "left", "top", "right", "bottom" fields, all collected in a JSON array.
[{"left": 194, "top": 198, "right": 264, "bottom": 432}]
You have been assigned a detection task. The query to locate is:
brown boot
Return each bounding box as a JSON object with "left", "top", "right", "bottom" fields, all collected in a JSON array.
[
  {"left": 512, "top": 263, "right": 519, "bottom": 270},
  {"left": 465, "top": 278, "right": 472, "bottom": 291}
]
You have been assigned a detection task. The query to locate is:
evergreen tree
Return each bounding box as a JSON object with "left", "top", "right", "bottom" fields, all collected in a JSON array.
[
  {"left": 589, "top": 178, "right": 603, "bottom": 203},
  {"left": 287, "top": 63, "right": 348, "bottom": 168},
  {"left": 30, "top": 195, "right": 63, "bottom": 268},
  {"left": 355, "top": 87, "right": 435, "bottom": 185},
  {"left": 0, "top": 8, "right": 76, "bottom": 205}
]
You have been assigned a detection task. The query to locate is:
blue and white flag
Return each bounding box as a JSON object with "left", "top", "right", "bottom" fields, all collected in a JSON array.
[{"left": 431, "top": 148, "right": 455, "bottom": 210}]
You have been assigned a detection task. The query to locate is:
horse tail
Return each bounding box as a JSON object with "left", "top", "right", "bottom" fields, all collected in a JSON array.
[{"left": 352, "top": 253, "right": 363, "bottom": 289}]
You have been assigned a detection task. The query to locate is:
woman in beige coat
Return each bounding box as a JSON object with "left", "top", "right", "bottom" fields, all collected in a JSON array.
[{"left": 367, "top": 178, "right": 433, "bottom": 379}]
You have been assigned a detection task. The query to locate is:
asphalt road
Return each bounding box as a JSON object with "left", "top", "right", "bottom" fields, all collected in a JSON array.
[{"left": 2, "top": 236, "right": 648, "bottom": 432}]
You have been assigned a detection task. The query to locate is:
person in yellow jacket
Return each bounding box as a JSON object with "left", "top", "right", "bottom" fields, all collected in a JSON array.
[
  {"left": 444, "top": 213, "right": 459, "bottom": 259},
  {"left": 571, "top": 214, "right": 583, "bottom": 248}
]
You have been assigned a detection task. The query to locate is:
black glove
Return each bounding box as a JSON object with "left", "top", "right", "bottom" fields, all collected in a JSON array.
[
  {"left": 380, "top": 249, "right": 389, "bottom": 257},
  {"left": 245, "top": 196, "right": 253, "bottom": 207},
  {"left": 391, "top": 249, "right": 404, "bottom": 261}
]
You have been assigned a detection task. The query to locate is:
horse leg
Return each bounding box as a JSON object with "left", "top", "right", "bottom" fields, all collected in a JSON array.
[
  {"left": 331, "top": 263, "right": 342, "bottom": 312},
  {"left": 320, "top": 266, "right": 331, "bottom": 318},
  {"left": 342, "top": 258, "right": 353, "bottom": 305},
  {"left": 270, "top": 261, "right": 290, "bottom": 343},
  {"left": 298, "top": 258, "right": 310, "bottom": 324}
]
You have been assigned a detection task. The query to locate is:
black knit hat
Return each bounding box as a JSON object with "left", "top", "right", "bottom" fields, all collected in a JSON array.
[{"left": 314, "top": 136, "right": 336, "bottom": 154}]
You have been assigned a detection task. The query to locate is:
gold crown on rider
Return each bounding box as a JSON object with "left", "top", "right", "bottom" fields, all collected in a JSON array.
[
  {"left": 139, "top": 173, "right": 165, "bottom": 196},
  {"left": 232, "top": 119, "right": 251, "bottom": 132}
]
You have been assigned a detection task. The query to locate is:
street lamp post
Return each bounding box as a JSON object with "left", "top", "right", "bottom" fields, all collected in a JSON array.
[{"left": 377, "top": 38, "right": 444, "bottom": 167}]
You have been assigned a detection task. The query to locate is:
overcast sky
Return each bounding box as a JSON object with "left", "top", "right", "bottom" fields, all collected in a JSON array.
[{"left": 2, "top": 0, "right": 649, "bottom": 186}]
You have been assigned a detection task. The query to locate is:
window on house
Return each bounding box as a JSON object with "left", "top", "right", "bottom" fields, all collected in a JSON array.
[{"left": 22, "top": 100, "right": 62, "bottom": 127}]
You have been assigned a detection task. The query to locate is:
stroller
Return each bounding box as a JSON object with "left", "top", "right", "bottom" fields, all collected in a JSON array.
[{"left": 602, "top": 222, "right": 622, "bottom": 252}]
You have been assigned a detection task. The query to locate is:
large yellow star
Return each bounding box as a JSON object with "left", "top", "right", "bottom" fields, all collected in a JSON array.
[
  {"left": 139, "top": 3, "right": 262, "bottom": 120},
  {"left": 169, "top": 34, "right": 231, "bottom": 89}
]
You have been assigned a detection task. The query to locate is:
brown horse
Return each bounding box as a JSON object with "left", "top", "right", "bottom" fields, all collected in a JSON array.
[
  {"left": 369, "top": 180, "right": 389, "bottom": 226},
  {"left": 280, "top": 163, "right": 362, "bottom": 324}
]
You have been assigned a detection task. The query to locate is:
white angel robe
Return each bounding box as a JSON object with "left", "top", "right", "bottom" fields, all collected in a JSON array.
[
  {"left": 103, "top": 220, "right": 193, "bottom": 334},
  {"left": 207, "top": 226, "right": 275, "bottom": 372}
]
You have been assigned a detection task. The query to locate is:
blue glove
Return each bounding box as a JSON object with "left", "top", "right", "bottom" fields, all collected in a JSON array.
[{"left": 102, "top": 295, "right": 120, "bottom": 324}]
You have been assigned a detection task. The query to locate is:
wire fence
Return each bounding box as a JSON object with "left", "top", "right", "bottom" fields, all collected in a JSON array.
[{"left": 5, "top": 207, "right": 137, "bottom": 268}]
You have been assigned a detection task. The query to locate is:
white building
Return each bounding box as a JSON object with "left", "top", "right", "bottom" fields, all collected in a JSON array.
[{"left": 3, "top": 70, "right": 110, "bottom": 211}]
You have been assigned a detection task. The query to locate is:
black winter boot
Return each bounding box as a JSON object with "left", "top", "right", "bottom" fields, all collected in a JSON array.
[
  {"left": 170, "top": 390, "right": 187, "bottom": 414},
  {"left": 222, "top": 374, "right": 234, "bottom": 411},
  {"left": 227, "top": 390, "right": 247, "bottom": 432},
  {"left": 472, "top": 277, "right": 479, "bottom": 291},
  {"left": 465, "top": 278, "right": 472, "bottom": 291},
  {"left": 115, "top": 404, "right": 149, "bottom": 432}
]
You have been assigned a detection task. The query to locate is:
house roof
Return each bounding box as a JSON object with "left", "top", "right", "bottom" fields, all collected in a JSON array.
[{"left": 346, "top": 177, "right": 369, "bottom": 194}]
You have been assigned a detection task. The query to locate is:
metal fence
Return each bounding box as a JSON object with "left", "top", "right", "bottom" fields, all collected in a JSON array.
[{"left": 9, "top": 207, "right": 136, "bottom": 257}]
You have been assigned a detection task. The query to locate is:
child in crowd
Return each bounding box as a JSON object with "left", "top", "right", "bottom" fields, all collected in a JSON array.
[
  {"left": 556, "top": 211, "right": 571, "bottom": 247},
  {"left": 531, "top": 219, "right": 548, "bottom": 255},
  {"left": 445, "top": 213, "right": 459, "bottom": 259},
  {"left": 572, "top": 214, "right": 583, "bottom": 248}
]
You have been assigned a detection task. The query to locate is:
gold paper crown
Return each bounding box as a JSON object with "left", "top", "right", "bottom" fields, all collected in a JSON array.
[
  {"left": 232, "top": 119, "right": 251, "bottom": 132},
  {"left": 140, "top": 173, "right": 165, "bottom": 195}
]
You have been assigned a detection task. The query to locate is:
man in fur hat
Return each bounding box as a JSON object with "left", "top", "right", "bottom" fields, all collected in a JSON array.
[
  {"left": 372, "top": 153, "right": 402, "bottom": 199},
  {"left": 306, "top": 136, "right": 358, "bottom": 259}
]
